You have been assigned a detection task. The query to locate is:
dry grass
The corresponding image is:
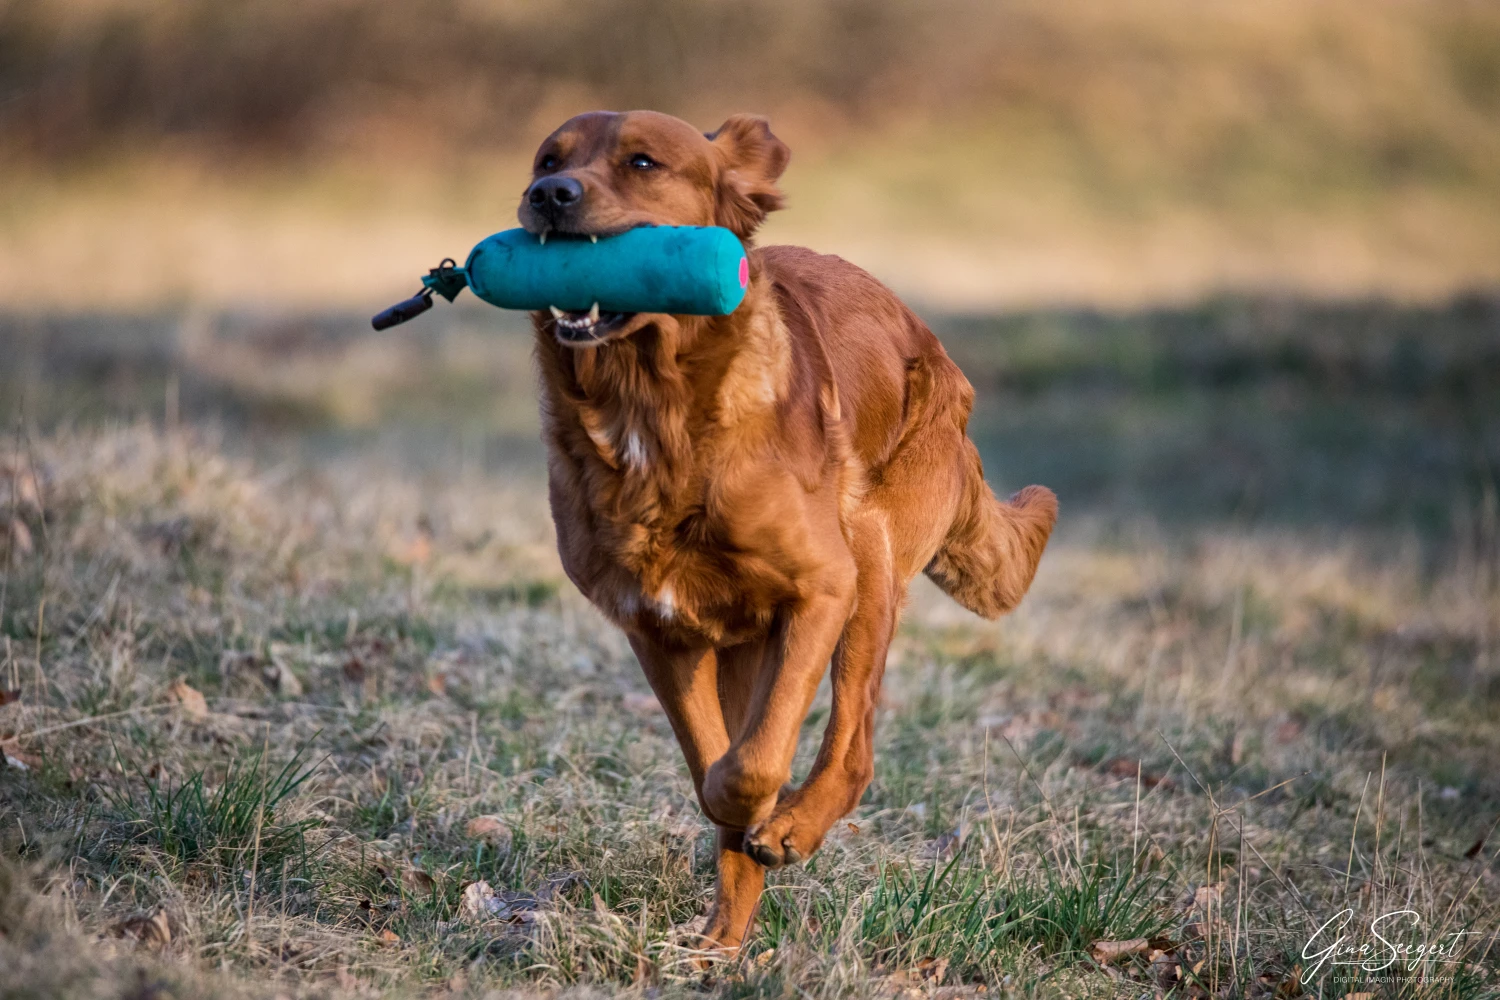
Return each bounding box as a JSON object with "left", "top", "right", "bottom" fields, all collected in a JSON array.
[{"left": 1, "top": 300, "right": 1499, "bottom": 998}]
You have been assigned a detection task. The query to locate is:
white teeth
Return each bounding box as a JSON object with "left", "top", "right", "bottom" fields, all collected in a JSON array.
[
  {"left": 549, "top": 305, "right": 564, "bottom": 318},
  {"left": 590, "top": 234, "right": 598, "bottom": 244},
  {"left": 589, "top": 302, "right": 600, "bottom": 322},
  {"left": 539, "top": 231, "right": 548, "bottom": 245}
]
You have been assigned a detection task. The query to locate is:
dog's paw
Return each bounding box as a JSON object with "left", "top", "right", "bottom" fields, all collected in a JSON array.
[
  {"left": 742, "top": 800, "right": 823, "bottom": 870},
  {"left": 673, "top": 908, "right": 749, "bottom": 971}
]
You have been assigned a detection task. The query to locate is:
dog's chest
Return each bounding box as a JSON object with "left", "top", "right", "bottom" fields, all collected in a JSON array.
[
  {"left": 560, "top": 401, "right": 799, "bottom": 644},
  {"left": 551, "top": 306, "right": 798, "bottom": 642}
]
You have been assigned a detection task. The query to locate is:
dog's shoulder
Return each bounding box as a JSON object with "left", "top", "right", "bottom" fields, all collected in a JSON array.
[{"left": 753, "top": 244, "right": 961, "bottom": 470}]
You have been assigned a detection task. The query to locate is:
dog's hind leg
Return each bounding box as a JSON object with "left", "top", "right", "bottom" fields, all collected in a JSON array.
[
  {"left": 691, "top": 825, "right": 767, "bottom": 954},
  {"left": 627, "top": 635, "right": 734, "bottom": 821},
  {"left": 687, "top": 635, "right": 774, "bottom": 952},
  {"left": 629, "top": 635, "right": 768, "bottom": 954},
  {"left": 741, "top": 511, "right": 900, "bottom": 868}
]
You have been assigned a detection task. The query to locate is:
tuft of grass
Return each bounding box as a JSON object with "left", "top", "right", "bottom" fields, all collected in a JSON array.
[
  {"left": 756, "top": 847, "right": 1175, "bottom": 983},
  {"left": 107, "top": 740, "right": 322, "bottom": 875}
]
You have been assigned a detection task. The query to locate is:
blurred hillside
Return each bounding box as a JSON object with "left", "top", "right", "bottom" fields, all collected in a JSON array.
[{"left": 2, "top": 0, "right": 1499, "bottom": 308}]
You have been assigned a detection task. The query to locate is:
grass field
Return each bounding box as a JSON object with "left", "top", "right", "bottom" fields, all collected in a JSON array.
[{"left": 1, "top": 300, "right": 1498, "bottom": 999}]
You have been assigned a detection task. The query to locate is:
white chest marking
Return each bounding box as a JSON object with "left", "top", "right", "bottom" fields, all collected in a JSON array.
[{"left": 622, "top": 430, "right": 648, "bottom": 470}]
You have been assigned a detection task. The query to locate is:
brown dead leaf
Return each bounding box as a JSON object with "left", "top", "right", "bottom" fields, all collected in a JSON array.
[
  {"left": 464, "top": 815, "right": 513, "bottom": 851},
  {"left": 0, "top": 688, "right": 20, "bottom": 706},
  {"left": 376, "top": 927, "right": 401, "bottom": 945},
  {"left": 425, "top": 671, "right": 447, "bottom": 697},
  {"left": 116, "top": 910, "right": 172, "bottom": 950},
  {"left": 166, "top": 679, "right": 209, "bottom": 720},
  {"left": 458, "top": 880, "right": 497, "bottom": 922},
  {"left": 847, "top": 822, "right": 861, "bottom": 834},
  {"left": 341, "top": 656, "right": 365, "bottom": 686},
  {"left": 915, "top": 956, "right": 949, "bottom": 983},
  {"left": 1274, "top": 965, "right": 1304, "bottom": 998},
  {"left": 1090, "top": 938, "right": 1149, "bottom": 964},
  {"left": 1, "top": 738, "right": 41, "bottom": 770},
  {"left": 455, "top": 879, "right": 544, "bottom": 924},
  {"left": 402, "top": 868, "right": 435, "bottom": 896}
]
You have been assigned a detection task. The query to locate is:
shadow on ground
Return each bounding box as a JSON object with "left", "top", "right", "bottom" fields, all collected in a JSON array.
[{"left": 4, "top": 293, "right": 1497, "bottom": 540}]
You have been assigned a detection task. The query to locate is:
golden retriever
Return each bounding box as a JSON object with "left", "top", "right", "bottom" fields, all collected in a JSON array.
[{"left": 520, "top": 110, "right": 1056, "bottom": 951}]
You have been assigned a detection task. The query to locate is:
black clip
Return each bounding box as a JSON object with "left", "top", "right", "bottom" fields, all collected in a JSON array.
[
  {"left": 372, "top": 291, "right": 434, "bottom": 331},
  {"left": 372, "top": 258, "right": 467, "bottom": 330}
]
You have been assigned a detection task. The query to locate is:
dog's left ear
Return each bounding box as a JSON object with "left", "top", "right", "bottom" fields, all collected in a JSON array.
[{"left": 709, "top": 114, "right": 790, "bottom": 240}]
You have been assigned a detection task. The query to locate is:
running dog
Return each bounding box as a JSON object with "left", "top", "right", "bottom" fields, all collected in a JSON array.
[{"left": 520, "top": 110, "right": 1056, "bottom": 951}]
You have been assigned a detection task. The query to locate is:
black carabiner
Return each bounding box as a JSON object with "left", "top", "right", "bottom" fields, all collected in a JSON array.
[
  {"left": 372, "top": 290, "right": 434, "bottom": 331},
  {"left": 372, "top": 257, "right": 468, "bottom": 330}
]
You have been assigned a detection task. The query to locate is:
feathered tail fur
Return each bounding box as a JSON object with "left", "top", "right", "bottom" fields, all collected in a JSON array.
[{"left": 924, "top": 439, "right": 1057, "bottom": 619}]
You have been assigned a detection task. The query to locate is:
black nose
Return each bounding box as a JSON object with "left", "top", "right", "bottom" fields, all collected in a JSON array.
[{"left": 527, "top": 176, "right": 583, "bottom": 212}]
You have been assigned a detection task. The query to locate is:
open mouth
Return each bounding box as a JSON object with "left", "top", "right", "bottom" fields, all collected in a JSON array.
[{"left": 549, "top": 303, "right": 634, "bottom": 344}]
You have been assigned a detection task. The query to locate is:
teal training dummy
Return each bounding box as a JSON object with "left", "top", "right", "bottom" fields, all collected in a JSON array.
[{"left": 371, "top": 225, "right": 749, "bottom": 331}]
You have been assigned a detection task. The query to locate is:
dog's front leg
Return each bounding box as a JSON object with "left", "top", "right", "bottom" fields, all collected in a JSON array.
[
  {"left": 701, "top": 570, "right": 856, "bottom": 848},
  {"left": 742, "top": 512, "right": 900, "bottom": 867}
]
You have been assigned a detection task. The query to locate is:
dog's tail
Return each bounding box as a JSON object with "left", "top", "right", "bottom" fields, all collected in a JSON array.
[{"left": 924, "top": 440, "right": 1057, "bottom": 620}]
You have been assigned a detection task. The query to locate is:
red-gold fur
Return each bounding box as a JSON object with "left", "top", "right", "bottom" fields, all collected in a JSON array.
[{"left": 522, "top": 110, "right": 1057, "bottom": 951}]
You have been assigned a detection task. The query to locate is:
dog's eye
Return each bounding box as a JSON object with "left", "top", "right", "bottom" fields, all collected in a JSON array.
[
  {"left": 628, "top": 153, "right": 658, "bottom": 171},
  {"left": 539, "top": 154, "right": 560, "bottom": 171}
]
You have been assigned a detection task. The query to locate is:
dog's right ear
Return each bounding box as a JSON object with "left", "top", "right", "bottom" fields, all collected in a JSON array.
[{"left": 709, "top": 114, "right": 790, "bottom": 240}]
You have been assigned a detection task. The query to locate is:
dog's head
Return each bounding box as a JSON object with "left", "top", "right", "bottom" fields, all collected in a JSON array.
[{"left": 519, "top": 110, "right": 789, "bottom": 346}]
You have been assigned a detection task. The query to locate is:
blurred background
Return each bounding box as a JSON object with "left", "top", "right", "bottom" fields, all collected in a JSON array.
[
  {"left": 4, "top": 8, "right": 1498, "bottom": 990},
  {"left": 2, "top": 0, "right": 1498, "bottom": 540}
]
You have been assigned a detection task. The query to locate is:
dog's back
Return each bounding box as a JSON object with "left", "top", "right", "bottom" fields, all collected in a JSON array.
[{"left": 760, "top": 244, "right": 1057, "bottom": 616}]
